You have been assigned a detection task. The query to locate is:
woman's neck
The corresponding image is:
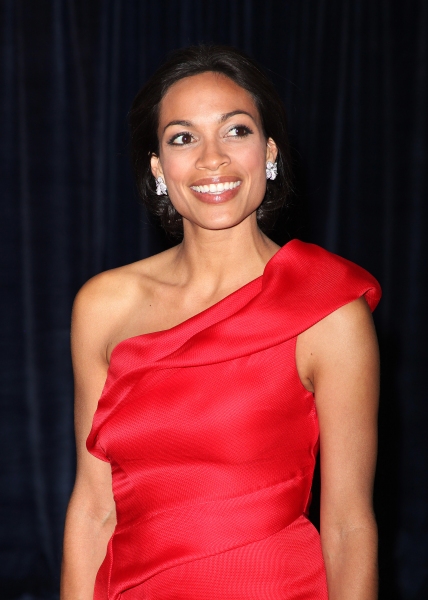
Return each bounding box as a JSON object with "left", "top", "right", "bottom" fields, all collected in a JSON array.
[{"left": 168, "top": 217, "right": 280, "bottom": 297}]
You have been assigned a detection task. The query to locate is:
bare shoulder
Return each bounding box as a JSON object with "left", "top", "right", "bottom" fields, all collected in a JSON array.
[
  {"left": 301, "top": 296, "right": 375, "bottom": 344},
  {"left": 296, "top": 297, "right": 379, "bottom": 393},
  {"left": 73, "top": 263, "right": 144, "bottom": 322},
  {"left": 71, "top": 247, "right": 178, "bottom": 362}
]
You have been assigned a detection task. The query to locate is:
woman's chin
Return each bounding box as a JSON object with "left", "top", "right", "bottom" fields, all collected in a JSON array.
[{"left": 183, "top": 212, "right": 257, "bottom": 234}]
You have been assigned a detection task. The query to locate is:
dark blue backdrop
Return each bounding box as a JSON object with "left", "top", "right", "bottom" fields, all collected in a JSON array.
[{"left": 1, "top": 1, "right": 427, "bottom": 598}]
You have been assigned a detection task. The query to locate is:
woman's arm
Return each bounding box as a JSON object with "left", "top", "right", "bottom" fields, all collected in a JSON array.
[
  {"left": 297, "top": 297, "right": 379, "bottom": 600},
  {"left": 61, "top": 278, "right": 118, "bottom": 600}
]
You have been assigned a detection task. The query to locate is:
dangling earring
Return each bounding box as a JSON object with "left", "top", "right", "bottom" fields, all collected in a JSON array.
[
  {"left": 266, "top": 161, "right": 278, "bottom": 180},
  {"left": 156, "top": 176, "right": 168, "bottom": 195}
]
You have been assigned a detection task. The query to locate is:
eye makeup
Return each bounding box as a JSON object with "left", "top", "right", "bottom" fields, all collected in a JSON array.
[
  {"left": 167, "top": 131, "right": 195, "bottom": 145},
  {"left": 226, "top": 124, "right": 253, "bottom": 137},
  {"left": 167, "top": 123, "right": 254, "bottom": 146}
]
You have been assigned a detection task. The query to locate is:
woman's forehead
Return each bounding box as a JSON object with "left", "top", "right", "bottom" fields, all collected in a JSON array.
[{"left": 159, "top": 72, "right": 260, "bottom": 125}]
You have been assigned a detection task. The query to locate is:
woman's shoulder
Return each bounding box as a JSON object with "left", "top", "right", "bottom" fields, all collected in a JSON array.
[
  {"left": 290, "top": 241, "right": 381, "bottom": 392},
  {"left": 283, "top": 239, "right": 382, "bottom": 313},
  {"left": 71, "top": 248, "right": 178, "bottom": 355},
  {"left": 75, "top": 247, "right": 176, "bottom": 308}
]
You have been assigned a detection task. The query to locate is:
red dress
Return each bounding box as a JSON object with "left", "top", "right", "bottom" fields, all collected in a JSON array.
[{"left": 87, "top": 240, "right": 381, "bottom": 599}]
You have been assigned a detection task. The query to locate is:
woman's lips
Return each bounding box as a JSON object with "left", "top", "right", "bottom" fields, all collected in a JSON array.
[{"left": 189, "top": 180, "right": 242, "bottom": 204}]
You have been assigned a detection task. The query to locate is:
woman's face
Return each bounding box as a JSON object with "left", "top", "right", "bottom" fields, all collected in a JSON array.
[{"left": 151, "top": 71, "right": 277, "bottom": 233}]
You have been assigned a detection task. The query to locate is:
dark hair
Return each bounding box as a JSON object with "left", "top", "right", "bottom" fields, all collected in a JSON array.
[{"left": 129, "top": 44, "right": 293, "bottom": 238}]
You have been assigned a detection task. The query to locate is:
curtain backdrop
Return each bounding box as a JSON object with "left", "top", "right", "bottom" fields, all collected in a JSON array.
[{"left": 1, "top": 1, "right": 427, "bottom": 598}]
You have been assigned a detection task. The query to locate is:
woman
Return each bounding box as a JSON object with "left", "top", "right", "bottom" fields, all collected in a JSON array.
[{"left": 61, "top": 45, "right": 381, "bottom": 599}]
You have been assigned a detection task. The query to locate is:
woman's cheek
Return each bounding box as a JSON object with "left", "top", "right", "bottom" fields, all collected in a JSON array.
[
  {"left": 162, "top": 153, "right": 193, "bottom": 187},
  {"left": 236, "top": 143, "right": 267, "bottom": 175}
]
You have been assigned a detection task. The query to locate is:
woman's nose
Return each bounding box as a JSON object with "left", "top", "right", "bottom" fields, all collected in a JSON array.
[{"left": 195, "top": 139, "right": 230, "bottom": 171}]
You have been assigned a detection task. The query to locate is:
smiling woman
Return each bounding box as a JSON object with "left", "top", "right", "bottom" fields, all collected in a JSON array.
[
  {"left": 61, "top": 45, "right": 381, "bottom": 600},
  {"left": 149, "top": 71, "right": 278, "bottom": 233},
  {"left": 129, "top": 45, "right": 292, "bottom": 237}
]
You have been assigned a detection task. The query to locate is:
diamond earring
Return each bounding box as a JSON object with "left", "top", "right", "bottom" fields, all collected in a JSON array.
[
  {"left": 266, "top": 161, "right": 278, "bottom": 180},
  {"left": 156, "top": 176, "right": 168, "bottom": 195}
]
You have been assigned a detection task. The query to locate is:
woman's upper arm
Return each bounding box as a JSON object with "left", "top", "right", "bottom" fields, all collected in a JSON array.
[
  {"left": 70, "top": 276, "right": 117, "bottom": 515},
  {"left": 296, "top": 297, "right": 380, "bottom": 530}
]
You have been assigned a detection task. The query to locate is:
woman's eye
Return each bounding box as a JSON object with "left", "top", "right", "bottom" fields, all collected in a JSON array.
[
  {"left": 169, "top": 132, "right": 194, "bottom": 145},
  {"left": 227, "top": 125, "right": 253, "bottom": 138}
]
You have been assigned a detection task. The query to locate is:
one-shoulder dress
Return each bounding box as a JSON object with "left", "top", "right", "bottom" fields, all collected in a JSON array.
[{"left": 87, "top": 240, "right": 381, "bottom": 599}]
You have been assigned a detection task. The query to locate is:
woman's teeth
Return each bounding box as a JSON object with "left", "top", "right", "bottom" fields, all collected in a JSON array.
[{"left": 191, "top": 181, "right": 242, "bottom": 193}]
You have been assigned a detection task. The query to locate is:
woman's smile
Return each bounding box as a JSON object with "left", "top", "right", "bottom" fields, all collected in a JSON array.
[{"left": 189, "top": 177, "right": 242, "bottom": 204}]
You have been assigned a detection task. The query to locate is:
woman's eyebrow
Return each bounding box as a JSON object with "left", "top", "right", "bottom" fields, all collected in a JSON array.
[
  {"left": 163, "top": 110, "right": 256, "bottom": 134},
  {"left": 219, "top": 110, "right": 256, "bottom": 123},
  {"left": 163, "top": 119, "right": 192, "bottom": 133}
]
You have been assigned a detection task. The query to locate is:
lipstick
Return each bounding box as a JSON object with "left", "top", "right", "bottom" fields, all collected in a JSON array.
[{"left": 189, "top": 176, "right": 242, "bottom": 204}]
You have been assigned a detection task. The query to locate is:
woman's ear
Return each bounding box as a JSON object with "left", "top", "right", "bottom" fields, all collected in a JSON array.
[
  {"left": 150, "top": 154, "right": 164, "bottom": 179},
  {"left": 266, "top": 138, "right": 278, "bottom": 163}
]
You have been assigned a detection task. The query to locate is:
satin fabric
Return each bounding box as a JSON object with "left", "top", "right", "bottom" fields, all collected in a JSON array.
[{"left": 87, "top": 239, "right": 381, "bottom": 599}]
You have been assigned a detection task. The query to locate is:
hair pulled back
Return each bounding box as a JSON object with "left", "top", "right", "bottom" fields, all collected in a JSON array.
[{"left": 129, "top": 44, "right": 293, "bottom": 238}]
